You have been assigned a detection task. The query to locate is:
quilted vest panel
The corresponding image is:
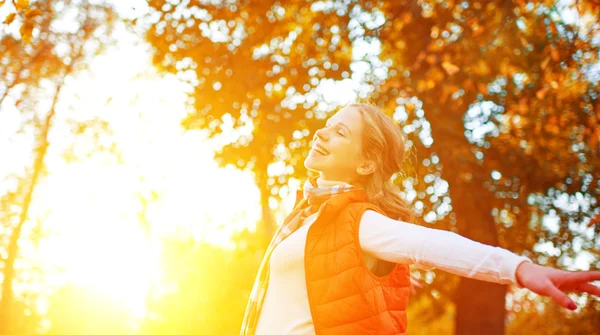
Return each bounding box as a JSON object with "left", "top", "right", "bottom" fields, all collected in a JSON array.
[{"left": 304, "top": 190, "right": 410, "bottom": 335}]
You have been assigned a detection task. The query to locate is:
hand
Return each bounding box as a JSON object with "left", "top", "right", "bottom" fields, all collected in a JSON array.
[
  {"left": 515, "top": 261, "right": 600, "bottom": 310},
  {"left": 409, "top": 273, "right": 423, "bottom": 295}
]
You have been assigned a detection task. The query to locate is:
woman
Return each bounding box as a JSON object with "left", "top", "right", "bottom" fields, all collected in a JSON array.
[{"left": 241, "top": 103, "right": 600, "bottom": 335}]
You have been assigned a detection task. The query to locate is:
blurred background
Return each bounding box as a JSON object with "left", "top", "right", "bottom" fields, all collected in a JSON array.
[{"left": 1, "top": 0, "right": 599, "bottom": 334}]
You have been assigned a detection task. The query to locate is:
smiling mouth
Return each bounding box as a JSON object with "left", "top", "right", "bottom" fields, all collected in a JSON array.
[{"left": 312, "top": 144, "right": 329, "bottom": 156}]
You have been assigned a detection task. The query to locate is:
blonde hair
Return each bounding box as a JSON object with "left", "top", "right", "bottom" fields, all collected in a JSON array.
[{"left": 348, "top": 103, "right": 416, "bottom": 223}]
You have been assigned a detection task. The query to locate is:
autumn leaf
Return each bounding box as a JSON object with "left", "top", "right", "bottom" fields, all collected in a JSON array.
[
  {"left": 519, "top": 36, "right": 529, "bottom": 47},
  {"left": 425, "top": 54, "right": 437, "bottom": 65},
  {"left": 550, "top": 48, "right": 560, "bottom": 61},
  {"left": 440, "top": 84, "right": 459, "bottom": 103},
  {"left": 0, "top": 0, "right": 6, "bottom": 6},
  {"left": 24, "top": 8, "right": 42, "bottom": 18},
  {"left": 4, "top": 12, "right": 16, "bottom": 24},
  {"left": 20, "top": 20, "right": 34, "bottom": 42},
  {"left": 477, "top": 83, "right": 487, "bottom": 94},
  {"left": 589, "top": 213, "right": 600, "bottom": 227},
  {"left": 475, "top": 60, "right": 490, "bottom": 76},
  {"left": 417, "top": 80, "right": 427, "bottom": 92},
  {"left": 463, "top": 78, "right": 474, "bottom": 92},
  {"left": 536, "top": 87, "right": 550, "bottom": 99},
  {"left": 518, "top": 97, "right": 528, "bottom": 114},
  {"left": 541, "top": 56, "right": 550, "bottom": 69},
  {"left": 472, "top": 24, "right": 484, "bottom": 37},
  {"left": 15, "top": 0, "right": 29, "bottom": 11},
  {"left": 441, "top": 61, "right": 460, "bottom": 76}
]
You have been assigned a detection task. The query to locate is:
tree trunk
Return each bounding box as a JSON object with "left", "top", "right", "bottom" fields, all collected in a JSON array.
[
  {"left": 451, "top": 173, "right": 506, "bottom": 334},
  {"left": 425, "top": 107, "right": 507, "bottom": 334},
  {"left": 449, "top": 175, "right": 507, "bottom": 335},
  {"left": 256, "top": 171, "right": 276, "bottom": 248},
  {"left": 455, "top": 278, "right": 507, "bottom": 335},
  {"left": 0, "top": 73, "right": 65, "bottom": 334}
]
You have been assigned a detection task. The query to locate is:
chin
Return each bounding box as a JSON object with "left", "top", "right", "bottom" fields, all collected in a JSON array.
[{"left": 304, "top": 156, "right": 323, "bottom": 173}]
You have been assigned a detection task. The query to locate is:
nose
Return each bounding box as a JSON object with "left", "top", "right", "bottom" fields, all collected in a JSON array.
[{"left": 315, "top": 127, "right": 329, "bottom": 142}]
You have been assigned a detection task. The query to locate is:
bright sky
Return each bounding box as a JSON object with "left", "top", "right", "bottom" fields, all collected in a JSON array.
[{"left": 0, "top": 9, "right": 265, "bottom": 319}]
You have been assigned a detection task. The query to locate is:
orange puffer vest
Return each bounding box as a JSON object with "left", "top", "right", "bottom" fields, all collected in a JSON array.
[{"left": 297, "top": 188, "right": 411, "bottom": 335}]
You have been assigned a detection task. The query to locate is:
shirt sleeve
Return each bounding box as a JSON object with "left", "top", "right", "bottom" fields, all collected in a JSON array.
[{"left": 358, "top": 210, "right": 533, "bottom": 287}]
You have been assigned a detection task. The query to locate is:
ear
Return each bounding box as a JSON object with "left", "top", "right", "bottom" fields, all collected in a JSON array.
[{"left": 356, "top": 160, "right": 376, "bottom": 176}]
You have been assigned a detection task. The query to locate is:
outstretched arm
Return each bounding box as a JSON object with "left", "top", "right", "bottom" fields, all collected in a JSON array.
[
  {"left": 358, "top": 210, "right": 600, "bottom": 309},
  {"left": 359, "top": 210, "right": 532, "bottom": 285}
]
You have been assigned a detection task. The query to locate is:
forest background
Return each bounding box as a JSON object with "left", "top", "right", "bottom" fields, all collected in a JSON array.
[{"left": 1, "top": 0, "right": 599, "bottom": 334}]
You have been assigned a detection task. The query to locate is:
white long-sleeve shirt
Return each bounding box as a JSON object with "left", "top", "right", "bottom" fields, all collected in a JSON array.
[{"left": 255, "top": 186, "right": 532, "bottom": 335}]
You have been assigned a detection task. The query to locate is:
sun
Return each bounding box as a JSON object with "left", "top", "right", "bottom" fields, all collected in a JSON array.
[{"left": 30, "top": 162, "right": 162, "bottom": 317}]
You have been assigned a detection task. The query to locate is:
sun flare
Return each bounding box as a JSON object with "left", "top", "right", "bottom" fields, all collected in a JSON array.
[
  {"left": 30, "top": 146, "right": 262, "bottom": 317},
  {"left": 29, "top": 163, "right": 160, "bottom": 317},
  {"left": 6, "top": 37, "right": 263, "bottom": 322}
]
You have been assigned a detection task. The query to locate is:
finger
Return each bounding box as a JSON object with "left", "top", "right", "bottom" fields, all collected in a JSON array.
[
  {"left": 544, "top": 282, "right": 577, "bottom": 310},
  {"left": 410, "top": 275, "right": 423, "bottom": 288},
  {"left": 561, "top": 270, "right": 600, "bottom": 284},
  {"left": 570, "top": 283, "right": 600, "bottom": 297},
  {"left": 411, "top": 279, "right": 423, "bottom": 288}
]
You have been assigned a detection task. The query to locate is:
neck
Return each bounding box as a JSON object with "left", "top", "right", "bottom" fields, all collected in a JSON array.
[
  {"left": 318, "top": 172, "right": 367, "bottom": 188},
  {"left": 316, "top": 177, "right": 353, "bottom": 188}
]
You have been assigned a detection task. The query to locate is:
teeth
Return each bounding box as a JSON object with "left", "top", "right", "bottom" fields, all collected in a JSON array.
[{"left": 314, "top": 147, "right": 327, "bottom": 155}]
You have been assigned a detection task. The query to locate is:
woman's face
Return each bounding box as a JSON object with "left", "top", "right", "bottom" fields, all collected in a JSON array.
[{"left": 304, "top": 106, "right": 371, "bottom": 183}]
